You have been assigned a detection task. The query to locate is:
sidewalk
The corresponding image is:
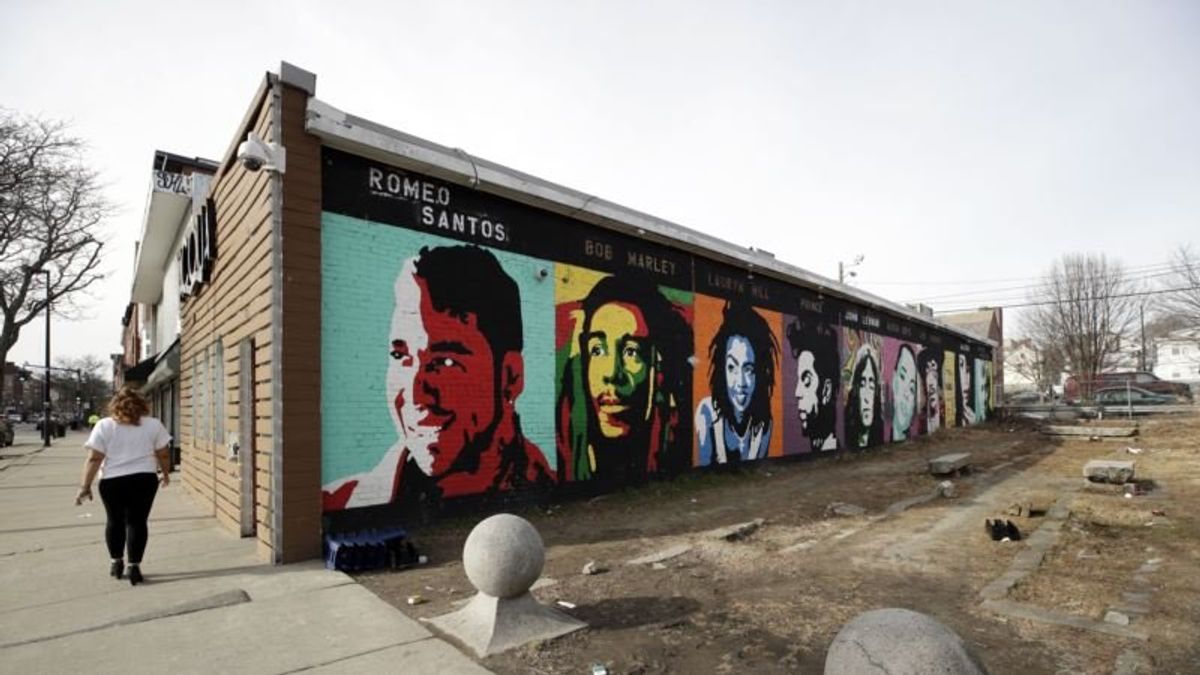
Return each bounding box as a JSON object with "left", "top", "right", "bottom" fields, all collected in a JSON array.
[{"left": 0, "top": 426, "right": 489, "bottom": 674}]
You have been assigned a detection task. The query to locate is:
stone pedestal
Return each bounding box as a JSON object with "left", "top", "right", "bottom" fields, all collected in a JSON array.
[
  {"left": 430, "top": 591, "right": 585, "bottom": 657},
  {"left": 429, "top": 514, "right": 586, "bottom": 657}
]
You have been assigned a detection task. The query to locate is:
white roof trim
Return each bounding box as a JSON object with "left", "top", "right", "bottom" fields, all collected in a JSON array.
[{"left": 304, "top": 97, "right": 995, "bottom": 349}]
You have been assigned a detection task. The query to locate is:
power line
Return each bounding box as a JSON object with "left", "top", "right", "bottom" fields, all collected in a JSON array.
[
  {"left": 869, "top": 259, "right": 1178, "bottom": 288},
  {"left": 903, "top": 267, "right": 1178, "bottom": 304},
  {"left": 932, "top": 285, "right": 1200, "bottom": 314}
]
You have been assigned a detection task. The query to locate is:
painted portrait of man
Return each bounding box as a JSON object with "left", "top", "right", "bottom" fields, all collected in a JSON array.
[
  {"left": 695, "top": 302, "right": 778, "bottom": 464},
  {"left": 323, "top": 244, "right": 553, "bottom": 510},
  {"left": 785, "top": 317, "right": 839, "bottom": 452},
  {"left": 916, "top": 347, "right": 943, "bottom": 434},
  {"left": 556, "top": 273, "right": 692, "bottom": 485}
]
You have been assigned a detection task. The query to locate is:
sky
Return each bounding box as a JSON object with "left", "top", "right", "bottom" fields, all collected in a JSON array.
[{"left": 2, "top": 0, "right": 1197, "bottom": 370}]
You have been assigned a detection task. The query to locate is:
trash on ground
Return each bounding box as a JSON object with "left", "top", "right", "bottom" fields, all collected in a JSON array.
[
  {"left": 406, "top": 595, "right": 425, "bottom": 606},
  {"left": 556, "top": 600, "right": 577, "bottom": 609}
]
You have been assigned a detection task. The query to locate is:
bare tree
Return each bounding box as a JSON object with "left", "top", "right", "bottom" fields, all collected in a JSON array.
[
  {"left": 0, "top": 110, "right": 108, "bottom": 409},
  {"left": 1023, "top": 254, "right": 1140, "bottom": 401},
  {"left": 1160, "top": 244, "right": 1200, "bottom": 325}
]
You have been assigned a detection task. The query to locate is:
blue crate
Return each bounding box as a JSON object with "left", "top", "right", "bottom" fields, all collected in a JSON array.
[{"left": 324, "top": 527, "right": 413, "bottom": 572}]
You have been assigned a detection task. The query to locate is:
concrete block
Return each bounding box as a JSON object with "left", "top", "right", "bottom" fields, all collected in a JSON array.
[
  {"left": 1083, "top": 460, "right": 1136, "bottom": 484},
  {"left": 929, "top": 453, "right": 971, "bottom": 476},
  {"left": 1104, "top": 610, "right": 1131, "bottom": 626}
]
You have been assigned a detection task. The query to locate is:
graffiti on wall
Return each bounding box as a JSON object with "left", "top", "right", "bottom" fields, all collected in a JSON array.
[
  {"left": 318, "top": 147, "right": 994, "bottom": 519},
  {"left": 693, "top": 297, "right": 782, "bottom": 465},
  {"left": 555, "top": 265, "right": 693, "bottom": 485}
]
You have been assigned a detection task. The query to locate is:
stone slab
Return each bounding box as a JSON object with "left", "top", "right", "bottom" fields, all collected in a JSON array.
[
  {"left": 626, "top": 543, "right": 692, "bottom": 565},
  {"left": 706, "top": 518, "right": 764, "bottom": 541},
  {"left": 1044, "top": 425, "right": 1138, "bottom": 437},
  {"left": 929, "top": 453, "right": 971, "bottom": 475},
  {"left": 1084, "top": 460, "right": 1136, "bottom": 484},
  {"left": 981, "top": 599, "right": 1149, "bottom": 641}
]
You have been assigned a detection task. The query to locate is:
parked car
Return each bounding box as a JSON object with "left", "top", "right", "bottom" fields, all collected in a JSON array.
[
  {"left": 0, "top": 418, "right": 13, "bottom": 447},
  {"left": 5, "top": 412, "right": 21, "bottom": 424},
  {"left": 1005, "top": 391, "right": 1044, "bottom": 405},
  {"left": 1094, "top": 386, "right": 1175, "bottom": 407},
  {"left": 1065, "top": 371, "right": 1193, "bottom": 403}
]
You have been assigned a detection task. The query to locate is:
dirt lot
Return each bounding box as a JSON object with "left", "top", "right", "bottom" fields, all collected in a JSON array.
[{"left": 357, "top": 412, "right": 1200, "bottom": 674}]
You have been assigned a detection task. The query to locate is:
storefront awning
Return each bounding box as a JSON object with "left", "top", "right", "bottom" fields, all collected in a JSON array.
[
  {"left": 141, "top": 338, "right": 181, "bottom": 393},
  {"left": 123, "top": 355, "right": 157, "bottom": 383}
]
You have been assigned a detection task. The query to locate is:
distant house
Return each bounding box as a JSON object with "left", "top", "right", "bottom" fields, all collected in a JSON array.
[
  {"left": 1153, "top": 328, "right": 1200, "bottom": 387},
  {"left": 1002, "top": 338, "right": 1057, "bottom": 394}
]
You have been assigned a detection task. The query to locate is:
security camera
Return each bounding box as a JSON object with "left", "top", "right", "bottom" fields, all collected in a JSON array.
[{"left": 237, "top": 132, "right": 286, "bottom": 174}]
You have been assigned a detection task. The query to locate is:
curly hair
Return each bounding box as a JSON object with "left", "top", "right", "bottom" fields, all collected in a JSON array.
[
  {"left": 108, "top": 386, "right": 150, "bottom": 425},
  {"left": 707, "top": 301, "right": 778, "bottom": 430}
]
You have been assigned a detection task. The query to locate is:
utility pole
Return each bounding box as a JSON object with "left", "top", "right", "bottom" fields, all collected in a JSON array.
[{"left": 1139, "top": 304, "right": 1147, "bottom": 372}]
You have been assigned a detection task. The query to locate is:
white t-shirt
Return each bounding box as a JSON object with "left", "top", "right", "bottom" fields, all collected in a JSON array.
[{"left": 84, "top": 417, "right": 172, "bottom": 479}]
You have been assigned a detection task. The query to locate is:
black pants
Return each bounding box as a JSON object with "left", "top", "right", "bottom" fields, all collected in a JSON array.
[{"left": 98, "top": 473, "right": 159, "bottom": 564}]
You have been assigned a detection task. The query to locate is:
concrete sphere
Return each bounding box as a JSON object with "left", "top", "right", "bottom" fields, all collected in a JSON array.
[
  {"left": 825, "top": 608, "right": 987, "bottom": 675},
  {"left": 462, "top": 514, "right": 545, "bottom": 599}
]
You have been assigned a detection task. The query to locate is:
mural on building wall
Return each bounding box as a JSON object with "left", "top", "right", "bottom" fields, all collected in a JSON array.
[
  {"left": 884, "top": 339, "right": 922, "bottom": 442},
  {"left": 782, "top": 315, "right": 841, "bottom": 453},
  {"left": 692, "top": 297, "right": 782, "bottom": 465},
  {"left": 956, "top": 352, "right": 976, "bottom": 426},
  {"left": 916, "top": 346, "right": 944, "bottom": 435},
  {"left": 975, "top": 359, "right": 992, "bottom": 423},
  {"left": 318, "top": 147, "right": 995, "bottom": 521},
  {"left": 320, "top": 221, "right": 557, "bottom": 511},
  {"left": 942, "top": 350, "right": 958, "bottom": 427},
  {"left": 841, "top": 329, "right": 885, "bottom": 450},
  {"left": 555, "top": 265, "right": 693, "bottom": 485}
]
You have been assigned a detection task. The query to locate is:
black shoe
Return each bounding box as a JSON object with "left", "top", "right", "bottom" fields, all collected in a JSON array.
[
  {"left": 128, "top": 565, "right": 143, "bottom": 586},
  {"left": 986, "top": 519, "right": 1005, "bottom": 541},
  {"left": 110, "top": 560, "right": 124, "bottom": 579},
  {"left": 1005, "top": 520, "right": 1022, "bottom": 541}
]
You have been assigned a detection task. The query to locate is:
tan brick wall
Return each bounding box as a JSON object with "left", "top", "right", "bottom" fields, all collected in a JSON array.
[{"left": 179, "top": 79, "right": 277, "bottom": 560}]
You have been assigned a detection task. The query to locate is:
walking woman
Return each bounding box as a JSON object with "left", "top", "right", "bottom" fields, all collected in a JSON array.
[{"left": 74, "top": 387, "right": 171, "bottom": 586}]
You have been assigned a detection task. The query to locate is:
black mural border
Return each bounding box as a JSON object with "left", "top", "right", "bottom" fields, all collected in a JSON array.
[{"left": 322, "top": 147, "right": 992, "bottom": 361}]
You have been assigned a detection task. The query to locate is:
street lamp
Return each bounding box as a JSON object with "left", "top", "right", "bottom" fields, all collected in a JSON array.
[
  {"left": 39, "top": 269, "right": 51, "bottom": 447},
  {"left": 839, "top": 254, "right": 865, "bottom": 284}
]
